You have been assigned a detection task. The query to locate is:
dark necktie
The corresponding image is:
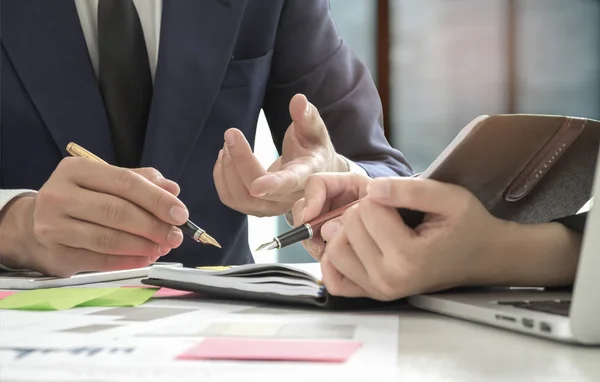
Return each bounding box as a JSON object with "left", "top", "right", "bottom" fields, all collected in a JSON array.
[{"left": 98, "top": 0, "right": 153, "bottom": 168}]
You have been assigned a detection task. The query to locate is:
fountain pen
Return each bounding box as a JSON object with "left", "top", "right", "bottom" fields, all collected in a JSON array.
[
  {"left": 255, "top": 200, "right": 361, "bottom": 251},
  {"left": 66, "top": 142, "right": 221, "bottom": 248},
  {"left": 256, "top": 200, "right": 425, "bottom": 251}
]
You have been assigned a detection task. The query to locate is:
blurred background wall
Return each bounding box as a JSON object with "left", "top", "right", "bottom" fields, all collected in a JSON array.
[{"left": 253, "top": 0, "right": 600, "bottom": 264}]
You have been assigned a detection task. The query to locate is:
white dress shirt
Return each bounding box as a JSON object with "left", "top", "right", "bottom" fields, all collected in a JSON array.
[
  {"left": 74, "top": 0, "right": 162, "bottom": 82},
  {"left": 0, "top": 0, "right": 366, "bottom": 261}
]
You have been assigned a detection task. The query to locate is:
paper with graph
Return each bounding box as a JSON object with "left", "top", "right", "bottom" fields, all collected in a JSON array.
[{"left": 0, "top": 297, "right": 399, "bottom": 381}]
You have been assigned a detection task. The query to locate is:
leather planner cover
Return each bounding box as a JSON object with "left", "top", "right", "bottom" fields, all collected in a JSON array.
[{"left": 421, "top": 114, "right": 600, "bottom": 223}]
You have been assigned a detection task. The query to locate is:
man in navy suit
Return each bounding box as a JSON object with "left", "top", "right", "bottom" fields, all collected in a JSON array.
[{"left": 0, "top": 0, "right": 412, "bottom": 276}]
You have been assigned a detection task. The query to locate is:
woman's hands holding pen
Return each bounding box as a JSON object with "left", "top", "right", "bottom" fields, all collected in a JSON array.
[
  {"left": 0, "top": 159, "right": 188, "bottom": 277},
  {"left": 319, "top": 177, "right": 508, "bottom": 300},
  {"left": 295, "top": 174, "right": 513, "bottom": 301},
  {"left": 213, "top": 93, "right": 349, "bottom": 217},
  {"left": 298, "top": 174, "right": 584, "bottom": 301}
]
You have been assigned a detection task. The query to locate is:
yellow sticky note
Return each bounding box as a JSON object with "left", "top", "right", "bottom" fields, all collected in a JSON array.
[{"left": 196, "top": 266, "right": 232, "bottom": 271}]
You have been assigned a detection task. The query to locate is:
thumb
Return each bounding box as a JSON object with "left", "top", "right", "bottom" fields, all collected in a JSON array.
[
  {"left": 250, "top": 161, "right": 315, "bottom": 195},
  {"left": 289, "top": 93, "right": 327, "bottom": 145}
]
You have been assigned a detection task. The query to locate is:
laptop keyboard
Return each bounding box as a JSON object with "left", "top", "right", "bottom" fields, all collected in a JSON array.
[{"left": 498, "top": 300, "right": 571, "bottom": 317}]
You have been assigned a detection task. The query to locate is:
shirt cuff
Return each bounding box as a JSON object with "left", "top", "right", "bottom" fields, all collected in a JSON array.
[{"left": 0, "top": 189, "right": 37, "bottom": 272}]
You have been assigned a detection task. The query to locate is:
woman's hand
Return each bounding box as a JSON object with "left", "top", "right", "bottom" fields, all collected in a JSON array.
[
  {"left": 319, "top": 177, "right": 583, "bottom": 301},
  {"left": 319, "top": 177, "right": 511, "bottom": 301}
]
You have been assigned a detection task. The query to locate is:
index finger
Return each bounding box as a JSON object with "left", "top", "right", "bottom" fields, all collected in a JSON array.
[
  {"left": 366, "top": 177, "right": 470, "bottom": 216},
  {"left": 60, "top": 158, "right": 189, "bottom": 226}
]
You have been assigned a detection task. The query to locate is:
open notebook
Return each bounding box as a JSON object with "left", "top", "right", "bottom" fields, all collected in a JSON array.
[{"left": 142, "top": 263, "right": 390, "bottom": 310}]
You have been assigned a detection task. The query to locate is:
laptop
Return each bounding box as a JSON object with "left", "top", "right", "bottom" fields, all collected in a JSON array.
[{"left": 408, "top": 149, "right": 600, "bottom": 345}]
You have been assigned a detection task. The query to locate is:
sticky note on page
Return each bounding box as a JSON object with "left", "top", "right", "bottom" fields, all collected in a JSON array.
[
  {"left": 0, "top": 291, "right": 17, "bottom": 300},
  {"left": 0, "top": 287, "right": 156, "bottom": 310},
  {"left": 177, "top": 338, "right": 362, "bottom": 363},
  {"left": 196, "top": 266, "right": 232, "bottom": 271}
]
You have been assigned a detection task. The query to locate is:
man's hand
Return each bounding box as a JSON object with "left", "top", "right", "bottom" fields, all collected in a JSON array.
[
  {"left": 318, "top": 177, "right": 510, "bottom": 301},
  {"left": 213, "top": 93, "right": 348, "bottom": 217},
  {"left": 291, "top": 172, "right": 371, "bottom": 260},
  {"left": 0, "top": 158, "right": 189, "bottom": 277}
]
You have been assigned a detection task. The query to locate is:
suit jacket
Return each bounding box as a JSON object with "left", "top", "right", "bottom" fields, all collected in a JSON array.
[{"left": 0, "top": 0, "right": 412, "bottom": 267}]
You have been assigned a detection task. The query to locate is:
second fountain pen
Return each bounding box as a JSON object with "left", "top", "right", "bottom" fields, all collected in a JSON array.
[
  {"left": 66, "top": 142, "right": 221, "bottom": 248},
  {"left": 256, "top": 200, "right": 425, "bottom": 251},
  {"left": 255, "top": 200, "right": 361, "bottom": 251}
]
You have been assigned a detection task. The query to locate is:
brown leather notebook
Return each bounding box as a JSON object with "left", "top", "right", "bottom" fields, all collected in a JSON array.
[{"left": 420, "top": 114, "right": 600, "bottom": 224}]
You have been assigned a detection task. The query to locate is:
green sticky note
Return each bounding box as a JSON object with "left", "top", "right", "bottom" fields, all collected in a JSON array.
[
  {"left": 80, "top": 288, "right": 157, "bottom": 308},
  {"left": 0, "top": 287, "right": 157, "bottom": 311}
]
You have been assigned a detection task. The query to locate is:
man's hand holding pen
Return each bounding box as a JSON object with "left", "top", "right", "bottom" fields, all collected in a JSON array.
[
  {"left": 213, "top": 93, "right": 349, "bottom": 217},
  {"left": 0, "top": 159, "right": 189, "bottom": 277}
]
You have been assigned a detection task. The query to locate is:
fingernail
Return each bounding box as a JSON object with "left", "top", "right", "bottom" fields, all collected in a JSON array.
[
  {"left": 250, "top": 185, "right": 268, "bottom": 197},
  {"left": 159, "top": 246, "right": 171, "bottom": 256},
  {"left": 368, "top": 180, "right": 391, "bottom": 199},
  {"left": 305, "top": 102, "right": 311, "bottom": 117},
  {"left": 306, "top": 240, "right": 322, "bottom": 256},
  {"left": 169, "top": 206, "right": 189, "bottom": 224},
  {"left": 224, "top": 130, "right": 237, "bottom": 147},
  {"left": 167, "top": 227, "right": 183, "bottom": 247},
  {"left": 321, "top": 220, "right": 342, "bottom": 240},
  {"left": 217, "top": 149, "right": 223, "bottom": 161},
  {"left": 299, "top": 207, "right": 307, "bottom": 222}
]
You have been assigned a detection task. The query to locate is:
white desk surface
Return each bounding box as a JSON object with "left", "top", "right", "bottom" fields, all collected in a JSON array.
[{"left": 1, "top": 278, "right": 599, "bottom": 382}]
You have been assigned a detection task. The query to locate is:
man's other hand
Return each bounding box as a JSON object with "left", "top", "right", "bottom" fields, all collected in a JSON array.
[{"left": 213, "top": 93, "right": 349, "bottom": 217}]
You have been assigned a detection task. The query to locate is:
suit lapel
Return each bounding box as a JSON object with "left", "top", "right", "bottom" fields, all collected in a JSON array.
[
  {"left": 141, "top": 0, "right": 248, "bottom": 180},
  {"left": 1, "top": 0, "right": 116, "bottom": 163}
]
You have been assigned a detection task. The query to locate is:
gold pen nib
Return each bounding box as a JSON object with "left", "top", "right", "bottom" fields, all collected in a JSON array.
[
  {"left": 198, "top": 232, "right": 222, "bottom": 248},
  {"left": 255, "top": 240, "right": 279, "bottom": 252}
]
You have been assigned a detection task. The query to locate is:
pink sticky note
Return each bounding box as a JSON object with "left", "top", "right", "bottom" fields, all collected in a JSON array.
[
  {"left": 153, "top": 287, "right": 195, "bottom": 298},
  {"left": 177, "top": 338, "right": 362, "bottom": 363},
  {"left": 119, "top": 286, "right": 194, "bottom": 298},
  {"left": 0, "top": 291, "right": 18, "bottom": 300}
]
